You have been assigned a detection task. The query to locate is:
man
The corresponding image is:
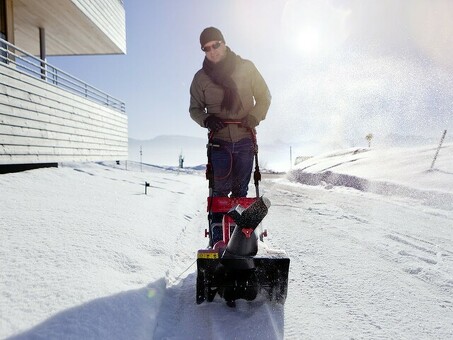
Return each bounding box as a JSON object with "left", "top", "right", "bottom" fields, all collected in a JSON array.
[{"left": 189, "top": 27, "right": 271, "bottom": 198}]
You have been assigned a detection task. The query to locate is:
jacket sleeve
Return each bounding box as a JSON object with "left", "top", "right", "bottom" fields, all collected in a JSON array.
[
  {"left": 248, "top": 62, "right": 271, "bottom": 125},
  {"left": 189, "top": 73, "right": 209, "bottom": 127}
]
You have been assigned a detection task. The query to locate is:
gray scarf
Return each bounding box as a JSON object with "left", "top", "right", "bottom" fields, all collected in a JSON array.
[{"left": 202, "top": 47, "right": 243, "bottom": 113}]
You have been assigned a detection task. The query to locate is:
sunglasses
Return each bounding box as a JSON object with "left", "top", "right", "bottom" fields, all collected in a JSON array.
[{"left": 202, "top": 41, "right": 222, "bottom": 52}]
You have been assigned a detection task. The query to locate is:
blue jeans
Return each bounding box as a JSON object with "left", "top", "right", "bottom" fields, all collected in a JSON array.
[{"left": 210, "top": 138, "right": 254, "bottom": 197}]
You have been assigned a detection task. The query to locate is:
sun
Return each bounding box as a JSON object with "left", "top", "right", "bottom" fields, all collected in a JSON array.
[
  {"left": 296, "top": 26, "right": 322, "bottom": 55},
  {"left": 282, "top": 0, "right": 351, "bottom": 57}
]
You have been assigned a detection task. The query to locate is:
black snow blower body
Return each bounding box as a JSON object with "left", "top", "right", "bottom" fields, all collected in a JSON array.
[{"left": 196, "top": 128, "right": 290, "bottom": 307}]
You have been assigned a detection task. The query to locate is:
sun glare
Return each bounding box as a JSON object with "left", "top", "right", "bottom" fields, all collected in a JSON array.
[
  {"left": 297, "top": 27, "right": 322, "bottom": 55},
  {"left": 282, "top": 0, "right": 351, "bottom": 57}
]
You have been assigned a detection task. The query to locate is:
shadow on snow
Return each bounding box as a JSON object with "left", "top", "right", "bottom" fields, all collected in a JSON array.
[{"left": 9, "top": 274, "right": 285, "bottom": 340}]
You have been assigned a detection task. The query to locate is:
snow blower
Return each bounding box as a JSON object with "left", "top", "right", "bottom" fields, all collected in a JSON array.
[{"left": 196, "top": 126, "right": 290, "bottom": 307}]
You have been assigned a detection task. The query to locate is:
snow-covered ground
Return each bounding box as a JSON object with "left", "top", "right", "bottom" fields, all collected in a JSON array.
[{"left": 1, "top": 142, "right": 452, "bottom": 339}]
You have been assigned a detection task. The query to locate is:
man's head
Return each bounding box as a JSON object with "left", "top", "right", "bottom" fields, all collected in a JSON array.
[{"left": 200, "top": 27, "right": 227, "bottom": 64}]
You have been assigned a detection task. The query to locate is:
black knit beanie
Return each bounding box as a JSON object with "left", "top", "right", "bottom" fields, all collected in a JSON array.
[{"left": 200, "top": 27, "right": 225, "bottom": 48}]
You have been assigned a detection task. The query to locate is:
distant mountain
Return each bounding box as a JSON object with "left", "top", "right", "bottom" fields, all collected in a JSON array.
[
  {"left": 129, "top": 132, "right": 452, "bottom": 171},
  {"left": 128, "top": 135, "right": 297, "bottom": 171},
  {"left": 129, "top": 135, "right": 206, "bottom": 167}
]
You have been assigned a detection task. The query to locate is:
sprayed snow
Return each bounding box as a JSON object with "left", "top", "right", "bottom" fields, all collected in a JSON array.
[{"left": 1, "top": 143, "right": 452, "bottom": 339}]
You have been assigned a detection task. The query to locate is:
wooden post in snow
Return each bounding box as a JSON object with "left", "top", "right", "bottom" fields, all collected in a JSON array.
[{"left": 430, "top": 130, "right": 447, "bottom": 170}]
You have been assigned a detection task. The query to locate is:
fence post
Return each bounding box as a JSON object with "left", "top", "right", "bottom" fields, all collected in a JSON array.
[{"left": 430, "top": 130, "right": 447, "bottom": 170}]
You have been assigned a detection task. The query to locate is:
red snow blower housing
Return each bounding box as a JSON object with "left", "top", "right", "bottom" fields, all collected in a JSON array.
[{"left": 196, "top": 127, "right": 290, "bottom": 307}]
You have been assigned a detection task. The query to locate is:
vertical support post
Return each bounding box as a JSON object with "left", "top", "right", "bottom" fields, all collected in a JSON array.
[
  {"left": 5, "top": 0, "right": 14, "bottom": 44},
  {"left": 430, "top": 130, "right": 447, "bottom": 170},
  {"left": 0, "top": 2, "right": 6, "bottom": 63},
  {"left": 1, "top": 0, "right": 14, "bottom": 63},
  {"left": 0, "top": 0, "right": 6, "bottom": 41},
  {"left": 39, "top": 27, "right": 46, "bottom": 80}
]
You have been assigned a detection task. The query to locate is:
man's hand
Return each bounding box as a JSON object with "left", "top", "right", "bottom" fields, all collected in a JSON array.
[
  {"left": 204, "top": 116, "right": 226, "bottom": 132},
  {"left": 240, "top": 115, "right": 258, "bottom": 129}
]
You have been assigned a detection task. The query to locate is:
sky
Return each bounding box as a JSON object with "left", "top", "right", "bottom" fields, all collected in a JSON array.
[
  {"left": 48, "top": 0, "right": 453, "bottom": 154},
  {"left": 1, "top": 142, "right": 452, "bottom": 339}
]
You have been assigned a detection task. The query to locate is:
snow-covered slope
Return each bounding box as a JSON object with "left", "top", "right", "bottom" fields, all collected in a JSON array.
[
  {"left": 1, "top": 143, "right": 452, "bottom": 339},
  {"left": 290, "top": 143, "right": 453, "bottom": 210}
]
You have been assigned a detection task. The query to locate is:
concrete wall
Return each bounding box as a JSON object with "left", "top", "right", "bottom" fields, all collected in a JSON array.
[{"left": 0, "top": 64, "right": 128, "bottom": 165}]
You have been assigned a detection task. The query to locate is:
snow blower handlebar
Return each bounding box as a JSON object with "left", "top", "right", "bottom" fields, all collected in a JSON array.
[{"left": 205, "top": 120, "right": 262, "bottom": 248}]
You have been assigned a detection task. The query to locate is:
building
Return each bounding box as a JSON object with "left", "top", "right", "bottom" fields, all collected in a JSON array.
[{"left": 0, "top": 0, "right": 127, "bottom": 172}]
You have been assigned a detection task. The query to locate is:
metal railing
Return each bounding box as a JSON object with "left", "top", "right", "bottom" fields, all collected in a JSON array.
[{"left": 0, "top": 37, "right": 126, "bottom": 114}]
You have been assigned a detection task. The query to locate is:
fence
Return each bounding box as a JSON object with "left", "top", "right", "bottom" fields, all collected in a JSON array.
[{"left": 0, "top": 37, "right": 125, "bottom": 114}]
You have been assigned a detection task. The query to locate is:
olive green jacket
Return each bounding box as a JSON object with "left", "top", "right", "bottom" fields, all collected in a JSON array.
[{"left": 189, "top": 58, "right": 271, "bottom": 142}]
